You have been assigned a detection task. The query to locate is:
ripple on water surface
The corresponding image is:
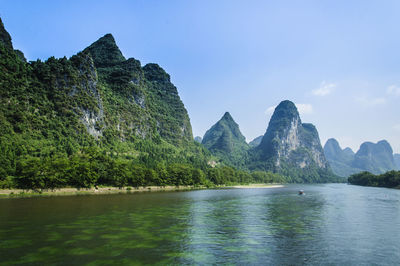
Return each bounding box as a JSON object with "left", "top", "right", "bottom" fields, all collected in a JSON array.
[{"left": 0, "top": 184, "right": 399, "bottom": 265}]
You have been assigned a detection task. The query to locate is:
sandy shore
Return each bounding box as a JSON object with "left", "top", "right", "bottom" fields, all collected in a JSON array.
[
  {"left": 228, "top": 184, "right": 284, "bottom": 189},
  {"left": 0, "top": 183, "right": 284, "bottom": 198},
  {"left": 0, "top": 185, "right": 206, "bottom": 198}
]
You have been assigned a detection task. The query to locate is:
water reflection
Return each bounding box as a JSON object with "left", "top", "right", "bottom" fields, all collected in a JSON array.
[{"left": 1, "top": 185, "right": 400, "bottom": 265}]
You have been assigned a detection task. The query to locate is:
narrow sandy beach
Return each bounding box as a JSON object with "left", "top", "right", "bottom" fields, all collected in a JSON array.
[
  {"left": 0, "top": 186, "right": 206, "bottom": 198},
  {"left": 0, "top": 184, "right": 285, "bottom": 198},
  {"left": 228, "top": 184, "right": 284, "bottom": 189}
]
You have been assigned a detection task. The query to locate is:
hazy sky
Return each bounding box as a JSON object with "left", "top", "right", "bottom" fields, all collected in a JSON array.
[{"left": 1, "top": 0, "right": 399, "bottom": 153}]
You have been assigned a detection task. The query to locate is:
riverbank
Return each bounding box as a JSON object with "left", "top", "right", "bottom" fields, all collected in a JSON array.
[
  {"left": 0, "top": 183, "right": 284, "bottom": 198},
  {"left": 228, "top": 184, "right": 284, "bottom": 189},
  {"left": 0, "top": 185, "right": 207, "bottom": 198}
]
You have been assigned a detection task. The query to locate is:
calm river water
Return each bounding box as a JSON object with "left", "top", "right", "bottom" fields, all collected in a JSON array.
[{"left": 1, "top": 184, "right": 400, "bottom": 265}]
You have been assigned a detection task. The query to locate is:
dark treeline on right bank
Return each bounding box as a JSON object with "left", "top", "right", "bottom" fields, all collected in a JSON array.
[{"left": 348, "top": 170, "right": 400, "bottom": 189}]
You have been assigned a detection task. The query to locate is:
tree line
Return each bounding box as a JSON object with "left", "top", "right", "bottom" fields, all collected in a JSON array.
[
  {"left": 348, "top": 170, "right": 400, "bottom": 188},
  {"left": 0, "top": 147, "right": 287, "bottom": 190}
]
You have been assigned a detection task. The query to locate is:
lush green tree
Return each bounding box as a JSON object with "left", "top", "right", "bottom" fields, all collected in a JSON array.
[{"left": 348, "top": 170, "right": 400, "bottom": 188}]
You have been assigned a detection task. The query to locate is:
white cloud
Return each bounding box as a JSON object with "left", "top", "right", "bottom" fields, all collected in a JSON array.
[
  {"left": 312, "top": 81, "right": 336, "bottom": 96},
  {"left": 355, "top": 96, "right": 386, "bottom": 106},
  {"left": 394, "top": 124, "right": 400, "bottom": 132},
  {"left": 296, "top": 103, "right": 313, "bottom": 114},
  {"left": 387, "top": 85, "right": 400, "bottom": 96},
  {"left": 265, "top": 103, "right": 313, "bottom": 115}
]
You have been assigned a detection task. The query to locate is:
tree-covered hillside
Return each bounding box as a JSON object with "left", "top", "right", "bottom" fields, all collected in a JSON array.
[
  {"left": 202, "top": 112, "right": 250, "bottom": 168},
  {"left": 0, "top": 17, "right": 340, "bottom": 189},
  {"left": 3, "top": 17, "right": 281, "bottom": 189}
]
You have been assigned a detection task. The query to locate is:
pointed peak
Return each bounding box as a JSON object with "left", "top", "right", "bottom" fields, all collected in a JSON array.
[
  {"left": 101, "top": 33, "right": 116, "bottom": 42},
  {"left": 0, "top": 17, "right": 13, "bottom": 51},
  {"left": 84, "top": 33, "right": 125, "bottom": 68},
  {"left": 222, "top": 112, "right": 233, "bottom": 121}
]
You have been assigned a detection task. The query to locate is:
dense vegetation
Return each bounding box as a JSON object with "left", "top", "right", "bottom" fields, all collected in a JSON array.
[
  {"left": 0, "top": 145, "right": 288, "bottom": 190},
  {"left": 0, "top": 18, "right": 292, "bottom": 190},
  {"left": 202, "top": 112, "right": 250, "bottom": 168},
  {"left": 348, "top": 171, "right": 400, "bottom": 189}
]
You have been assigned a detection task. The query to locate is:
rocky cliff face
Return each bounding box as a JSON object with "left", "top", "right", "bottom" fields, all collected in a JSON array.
[
  {"left": 0, "top": 17, "right": 193, "bottom": 151},
  {"left": 81, "top": 33, "right": 193, "bottom": 144},
  {"left": 202, "top": 112, "right": 249, "bottom": 167},
  {"left": 352, "top": 140, "right": 396, "bottom": 174},
  {"left": 252, "top": 100, "right": 333, "bottom": 182}
]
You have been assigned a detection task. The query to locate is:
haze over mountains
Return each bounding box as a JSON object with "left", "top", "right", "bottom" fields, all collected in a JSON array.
[{"left": 324, "top": 138, "right": 399, "bottom": 176}]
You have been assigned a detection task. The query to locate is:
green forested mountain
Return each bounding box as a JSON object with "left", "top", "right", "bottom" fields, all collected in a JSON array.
[
  {"left": 0, "top": 17, "right": 292, "bottom": 189},
  {"left": 0, "top": 18, "right": 215, "bottom": 189},
  {"left": 0, "top": 17, "right": 342, "bottom": 189},
  {"left": 202, "top": 112, "right": 250, "bottom": 168},
  {"left": 250, "top": 100, "right": 336, "bottom": 182}
]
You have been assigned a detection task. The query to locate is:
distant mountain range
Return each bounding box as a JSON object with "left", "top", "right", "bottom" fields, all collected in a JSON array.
[{"left": 324, "top": 138, "right": 399, "bottom": 177}]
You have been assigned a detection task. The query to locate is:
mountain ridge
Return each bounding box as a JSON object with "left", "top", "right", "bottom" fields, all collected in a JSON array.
[{"left": 324, "top": 138, "right": 398, "bottom": 176}]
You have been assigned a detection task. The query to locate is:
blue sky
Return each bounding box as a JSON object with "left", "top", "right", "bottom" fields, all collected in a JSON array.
[{"left": 1, "top": 0, "right": 399, "bottom": 153}]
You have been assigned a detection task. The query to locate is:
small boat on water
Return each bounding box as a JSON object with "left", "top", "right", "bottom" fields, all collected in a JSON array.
[{"left": 298, "top": 190, "right": 305, "bottom": 195}]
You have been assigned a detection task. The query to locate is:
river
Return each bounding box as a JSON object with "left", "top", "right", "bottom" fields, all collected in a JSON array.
[{"left": 1, "top": 184, "right": 399, "bottom": 265}]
